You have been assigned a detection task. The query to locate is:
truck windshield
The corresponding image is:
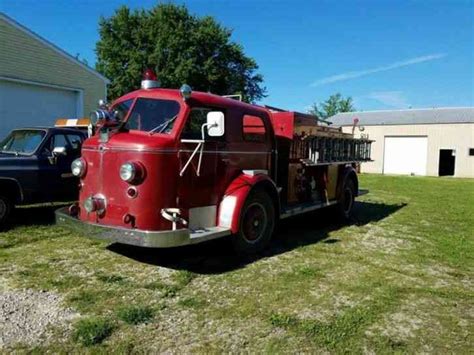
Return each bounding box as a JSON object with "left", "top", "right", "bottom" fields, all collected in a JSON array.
[
  {"left": 125, "top": 98, "right": 180, "bottom": 134},
  {"left": 112, "top": 99, "right": 133, "bottom": 122},
  {"left": 0, "top": 130, "right": 46, "bottom": 155}
]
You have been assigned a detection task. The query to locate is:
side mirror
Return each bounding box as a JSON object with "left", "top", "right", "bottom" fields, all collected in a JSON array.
[
  {"left": 53, "top": 146, "right": 67, "bottom": 156},
  {"left": 206, "top": 111, "right": 225, "bottom": 137}
]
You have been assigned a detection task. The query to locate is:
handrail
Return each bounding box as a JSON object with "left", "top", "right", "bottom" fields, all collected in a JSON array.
[{"left": 179, "top": 122, "right": 217, "bottom": 177}]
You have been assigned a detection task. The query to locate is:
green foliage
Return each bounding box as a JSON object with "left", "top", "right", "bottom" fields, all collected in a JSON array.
[
  {"left": 73, "top": 317, "right": 114, "bottom": 346},
  {"left": 96, "top": 4, "right": 265, "bottom": 102},
  {"left": 116, "top": 305, "right": 154, "bottom": 325},
  {"left": 309, "top": 93, "right": 355, "bottom": 119}
]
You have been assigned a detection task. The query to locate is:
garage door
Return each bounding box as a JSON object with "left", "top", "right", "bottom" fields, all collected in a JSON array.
[
  {"left": 0, "top": 79, "right": 81, "bottom": 139},
  {"left": 383, "top": 136, "right": 428, "bottom": 176}
]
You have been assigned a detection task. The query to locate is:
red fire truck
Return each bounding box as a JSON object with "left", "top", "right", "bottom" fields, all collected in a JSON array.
[{"left": 56, "top": 70, "right": 372, "bottom": 253}]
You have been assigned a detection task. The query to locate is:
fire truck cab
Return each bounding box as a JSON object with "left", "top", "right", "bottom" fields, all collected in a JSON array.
[{"left": 56, "top": 72, "right": 372, "bottom": 253}]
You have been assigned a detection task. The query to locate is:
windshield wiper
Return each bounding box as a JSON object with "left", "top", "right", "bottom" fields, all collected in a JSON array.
[
  {"left": 149, "top": 115, "right": 178, "bottom": 135},
  {"left": 1, "top": 150, "right": 19, "bottom": 156}
]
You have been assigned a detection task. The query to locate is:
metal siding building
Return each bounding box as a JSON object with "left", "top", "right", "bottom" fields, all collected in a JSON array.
[
  {"left": 0, "top": 12, "right": 109, "bottom": 138},
  {"left": 329, "top": 108, "right": 474, "bottom": 178}
]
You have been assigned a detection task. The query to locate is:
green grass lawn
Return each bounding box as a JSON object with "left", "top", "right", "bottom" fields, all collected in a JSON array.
[{"left": 0, "top": 174, "right": 473, "bottom": 353}]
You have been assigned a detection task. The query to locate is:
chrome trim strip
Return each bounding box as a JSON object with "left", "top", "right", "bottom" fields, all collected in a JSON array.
[
  {"left": 243, "top": 169, "right": 268, "bottom": 176},
  {"left": 55, "top": 207, "right": 231, "bottom": 248},
  {"left": 82, "top": 146, "right": 271, "bottom": 155},
  {"left": 300, "top": 160, "right": 370, "bottom": 166}
]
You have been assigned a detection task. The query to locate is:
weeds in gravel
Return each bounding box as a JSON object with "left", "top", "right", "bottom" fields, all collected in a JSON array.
[
  {"left": 177, "top": 296, "right": 206, "bottom": 309},
  {"left": 172, "top": 270, "right": 196, "bottom": 287},
  {"left": 116, "top": 305, "right": 154, "bottom": 325},
  {"left": 95, "top": 273, "right": 127, "bottom": 284},
  {"left": 67, "top": 290, "right": 99, "bottom": 311},
  {"left": 73, "top": 317, "right": 114, "bottom": 346},
  {"left": 143, "top": 281, "right": 180, "bottom": 298}
]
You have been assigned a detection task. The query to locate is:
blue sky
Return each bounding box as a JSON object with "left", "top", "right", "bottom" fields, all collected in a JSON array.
[{"left": 1, "top": 0, "right": 473, "bottom": 111}]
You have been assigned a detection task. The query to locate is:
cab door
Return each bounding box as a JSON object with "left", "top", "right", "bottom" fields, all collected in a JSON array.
[{"left": 177, "top": 107, "right": 221, "bottom": 210}]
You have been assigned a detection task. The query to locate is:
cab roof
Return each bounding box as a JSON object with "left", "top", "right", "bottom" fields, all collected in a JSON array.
[
  {"left": 114, "top": 88, "right": 270, "bottom": 115},
  {"left": 11, "top": 127, "right": 86, "bottom": 134}
]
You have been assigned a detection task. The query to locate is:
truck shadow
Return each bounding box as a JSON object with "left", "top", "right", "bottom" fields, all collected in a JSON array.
[
  {"left": 108, "top": 201, "right": 406, "bottom": 274},
  {"left": 8, "top": 203, "right": 70, "bottom": 228}
]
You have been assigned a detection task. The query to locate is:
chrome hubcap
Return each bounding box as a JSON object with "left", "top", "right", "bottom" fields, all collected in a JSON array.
[{"left": 243, "top": 202, "right": 267, "bottom": 243}]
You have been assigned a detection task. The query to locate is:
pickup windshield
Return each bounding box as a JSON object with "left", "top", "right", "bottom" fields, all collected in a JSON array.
[
  {"left": 125, "top": 98, "right": 180, "bottom": 134},
  {"left": 0, "top": 130, "right": 46, "bottom": 155}
]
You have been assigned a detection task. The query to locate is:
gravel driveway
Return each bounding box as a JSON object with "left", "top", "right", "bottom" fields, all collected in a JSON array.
[{"left": 0, "top": 288, "right": 78, "bottom": 349}]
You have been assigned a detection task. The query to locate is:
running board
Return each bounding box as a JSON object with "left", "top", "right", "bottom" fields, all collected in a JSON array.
[
  {"left": 189, "top": 226, "right": 232, "bottom": 244},
  {"left": 281, "top": 200, "right": 338, "bottom": 219}
]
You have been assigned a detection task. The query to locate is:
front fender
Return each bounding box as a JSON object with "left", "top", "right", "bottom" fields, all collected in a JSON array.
[{"left": 217, "top": 173, "right": 278, "bottom": 233}]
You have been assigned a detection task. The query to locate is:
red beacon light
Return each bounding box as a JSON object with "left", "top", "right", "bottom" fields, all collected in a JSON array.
[{"left": 141, "top": 68, "right": 160, "bottom": 89}]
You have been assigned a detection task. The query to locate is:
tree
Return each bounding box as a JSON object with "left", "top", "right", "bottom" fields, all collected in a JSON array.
[
  {"left": 96, "top": 4, "right": 265, "bottom": 102},
  {"left": 308, "top": 93, "right": 355, "bottom": 119}
]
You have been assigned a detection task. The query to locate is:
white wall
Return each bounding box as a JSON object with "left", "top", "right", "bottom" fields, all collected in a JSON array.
[{"left": 343, "top": 123, "right": 474, "bottom": 178}]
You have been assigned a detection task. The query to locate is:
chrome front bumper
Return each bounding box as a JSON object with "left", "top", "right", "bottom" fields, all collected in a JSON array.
[{"left": 55, "top": 207, "right": 230, "bottom": 248}]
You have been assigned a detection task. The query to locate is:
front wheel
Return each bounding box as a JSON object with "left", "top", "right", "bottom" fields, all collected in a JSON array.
[
  {"left": 338, "top": 179, "right": 356, "bottom": 220},
  {"left": 0, "top": 195, "right": 13, "bottom": 229},
  {"left": 232, "top": 190, "right": 275, "bottom": 254}
]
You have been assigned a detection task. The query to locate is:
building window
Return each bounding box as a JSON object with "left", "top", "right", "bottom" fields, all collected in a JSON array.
[{"left": 469, "top": 148, "right": 474, "bottom": 156}]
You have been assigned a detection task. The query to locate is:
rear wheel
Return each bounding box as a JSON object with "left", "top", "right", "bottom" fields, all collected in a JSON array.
[
  {"left": 338, "top": 179, "right": 356, "bottom": 220},
  {"left": 0, "top": 195, "right": 13, "bottom": 229},
  {"left": 232, "top": 190, "right": 275, "bottom": 254}
]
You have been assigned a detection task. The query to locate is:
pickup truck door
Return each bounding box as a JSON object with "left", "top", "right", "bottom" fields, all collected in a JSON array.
[{"left": 39, "top": 133, "right": 83, "bottom": 201}]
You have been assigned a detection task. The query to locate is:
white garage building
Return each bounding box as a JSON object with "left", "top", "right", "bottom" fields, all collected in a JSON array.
[
  {"left": 330, "top": 107, "right": 474, "bottom": 178},
  {"left": 0, "top": 12, "right": 109, "bottom": 139}
]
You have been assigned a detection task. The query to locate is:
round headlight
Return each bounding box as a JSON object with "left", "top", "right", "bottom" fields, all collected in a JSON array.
[
  {"left": 120, "top": 162, "right": 136, "bottom": 182},
  {"left": 71, "top": 158, "right": 86, "bottom": 177}
]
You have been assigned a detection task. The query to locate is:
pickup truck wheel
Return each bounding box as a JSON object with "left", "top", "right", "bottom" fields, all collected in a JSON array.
[
  {"left": 0, "top": 195, "right": 13, "bottom": 228},
  {"left": 338, "top": 179, "right": 356, "bottom": 220},
  {"left": 232, "top": 190, "right": 275, "bottom": 254}
]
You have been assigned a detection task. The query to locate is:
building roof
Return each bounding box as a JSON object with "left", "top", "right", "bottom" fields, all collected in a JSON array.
[
  {"left": 0, "top": 12, "right": 109, "bottom": 84},
  {"left": 329, "top": 107, "right": 474, "bottom": 126}
]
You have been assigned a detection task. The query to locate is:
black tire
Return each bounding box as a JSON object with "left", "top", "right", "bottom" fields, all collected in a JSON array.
[
  {"left": 0, "top": 195, "right": 13, "bottom": 229},
  {"left": 338, "top": 179, "right": 356, "bottom": 220},
  {"left": 232, "top": 189, "right": 275, "bottom": 254}
]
